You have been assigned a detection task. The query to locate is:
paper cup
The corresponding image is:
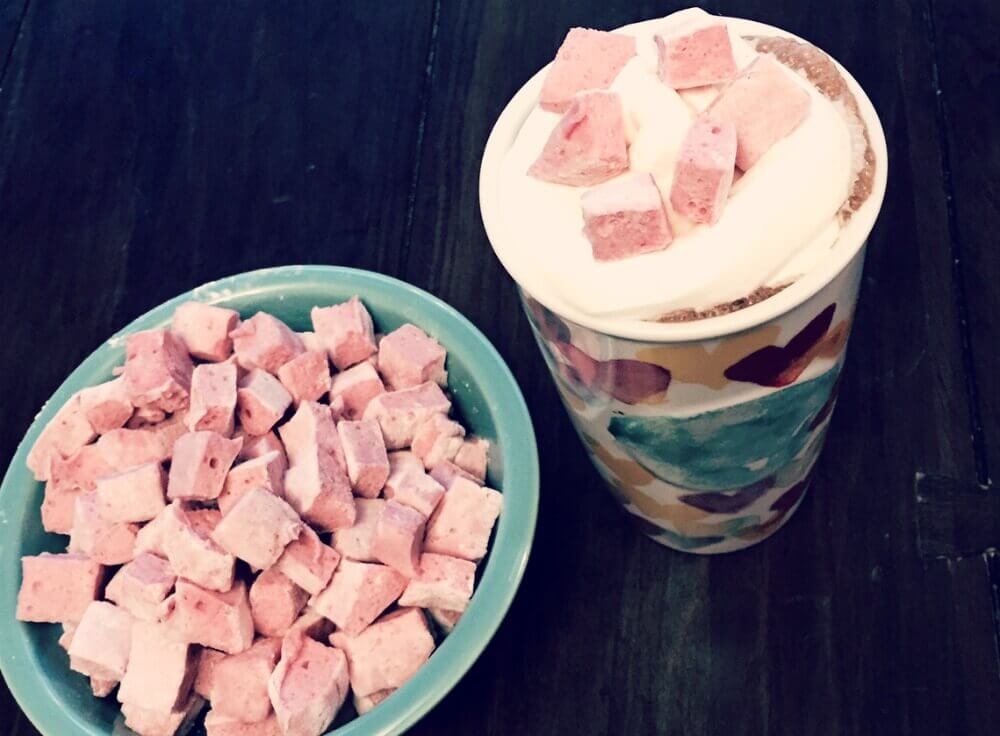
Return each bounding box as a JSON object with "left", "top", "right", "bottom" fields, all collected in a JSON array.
[{"left": 480, "top": 16, "right": 888, "bottom": 553}]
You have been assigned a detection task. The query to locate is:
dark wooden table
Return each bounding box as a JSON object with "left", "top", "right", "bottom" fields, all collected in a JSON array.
[{"left": 1, "top": 1, "right": 998, "bottom": 734}]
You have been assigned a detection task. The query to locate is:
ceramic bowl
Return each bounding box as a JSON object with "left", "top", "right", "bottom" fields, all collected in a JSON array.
[{"left": 0, "top": 265, "right": 539, "bottom": 736}]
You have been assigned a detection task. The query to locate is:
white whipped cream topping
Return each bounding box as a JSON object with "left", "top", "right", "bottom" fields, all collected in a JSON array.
[{"left": 497, "top": 8, "right": 853, "bottom": 318}]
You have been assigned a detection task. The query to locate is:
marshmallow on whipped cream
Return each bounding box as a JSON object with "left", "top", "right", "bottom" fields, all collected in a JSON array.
[{"left": 498, "top": 7, "right": 867, "bottom": 320}]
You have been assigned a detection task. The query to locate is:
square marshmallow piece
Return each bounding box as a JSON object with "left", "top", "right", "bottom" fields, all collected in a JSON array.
[
  {"left": 172, "top": 301, "right": 241, "bottom": 362},
  {"left": 310, "top": 296, "right": 377, "bottom": 370},
  {"left": 425, "top": 477, "right": 503, "bottom": 561},
  {"left": 186, "top": 362, "right": 238, "bottom": 436},
  {"left": 211, "top": 487, "right": 304, "bottom": 571},
  {"left": 539, "top": 27, "right": 637, "bottom": 112},
  {"left": 581, "top": 173, "right": 673, "bottom": 261}
]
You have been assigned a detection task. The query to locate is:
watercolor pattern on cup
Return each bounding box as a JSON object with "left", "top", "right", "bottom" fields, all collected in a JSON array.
[{"left": 521, "top": 291, "right": 850, "bottom": 552}]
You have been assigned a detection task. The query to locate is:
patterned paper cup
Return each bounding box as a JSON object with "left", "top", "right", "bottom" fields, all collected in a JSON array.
[
  {"left": 518, "top": 268, "right": 855, "bottom": 553},
  {"left": 480, "top": 16, "right": 888, "bottom": 553}
]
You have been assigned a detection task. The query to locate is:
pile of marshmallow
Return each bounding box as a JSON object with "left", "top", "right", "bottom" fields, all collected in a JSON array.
[
  {"left": 16, "top": 297, "right": 501, "bottom": 736},
  {"left": 528, "top": 23, "right": 811, "bottom": 261}
]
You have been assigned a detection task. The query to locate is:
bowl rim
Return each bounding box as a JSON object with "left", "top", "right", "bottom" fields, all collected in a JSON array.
[{"left": 0, "top": 265, "right": 540, "bottom": 736}]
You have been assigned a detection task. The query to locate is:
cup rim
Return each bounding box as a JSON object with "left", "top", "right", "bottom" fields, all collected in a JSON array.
[{"left": 479, "top": 14, "right": 889, "bottom": 343}]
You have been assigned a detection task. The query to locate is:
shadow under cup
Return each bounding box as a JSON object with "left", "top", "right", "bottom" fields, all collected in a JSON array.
[{"left": 520, "top": 251, "right": 863, "bottom": 554}]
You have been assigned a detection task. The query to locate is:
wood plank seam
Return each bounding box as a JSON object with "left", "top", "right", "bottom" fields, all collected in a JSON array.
[
  {"left": 922, "top": 0, "right": 991, "bottom": 488},
  {"left": 0, "top": 0, "right": 30, "bottom": 91},
  {"left": 989, "top": 551, "right": 1000, "bottom": 682},
  {"left": 401, "top": 0, "right": 443, "bottom": 272},
  {"left": 915, "top": 471, "right": 1000, "bottom": 677}
]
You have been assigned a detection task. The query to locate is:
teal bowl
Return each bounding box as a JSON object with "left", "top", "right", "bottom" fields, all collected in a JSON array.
[{"left": 0, "top": 266, "right": 539, "bottom": 736}]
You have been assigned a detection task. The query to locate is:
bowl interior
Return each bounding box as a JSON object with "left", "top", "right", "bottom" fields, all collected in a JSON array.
[{"left": 0, "top": 266, "right": 538, "bottom": 736}]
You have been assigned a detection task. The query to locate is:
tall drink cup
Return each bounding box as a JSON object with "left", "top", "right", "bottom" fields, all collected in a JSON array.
[{"left": 479, "top": 15, "right": 888, "bottom": 553}]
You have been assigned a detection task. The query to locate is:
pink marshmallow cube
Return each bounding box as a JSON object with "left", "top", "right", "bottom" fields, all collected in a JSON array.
[
  {"left": 167, "top": 431, "right": 243, "bottom": 501},
  {"left": 337, "top": 419, "right": 390, "bottom": 497},
  {"left": 250, "top": 568, "right": 310, "bottom": 637},
  {"left": 59, "top": 622, "right": 77, "bottom": 652},
  {"left": 328, "top": 394, "right": 346, "bottom": 422},
  {"left": 276, "top": 525, "right": 341, "bottom": 596},
  {"left": 539, "top": 27, "right": 637, "bottom": 113},
  {"left": 237, "top": 430, "right": 287, "bottom": 466},
  {"left": 581, "top": 173, "right": 674, "bottom": 261},
  {"left": 188, "top": 507, "right": 223, "bottom": 537},
  {"left": 387, "top": 450, "right": 423, "bottom": 480},
  {"left": 425, "top": 478, "right": 503, "bottom": 561},
  {"left": 310, "top": 560, "right": 406, "bottom": 636},
  {"left": 210, "top": 637, "right": 282, "bottom": 723},
  {"left": 428, "top": 607, "right": 462, "bottom": 634},
  {"left": 230, "top": 312, "right": 305, "bottom": 374},
  {"left": 268, "top": 633, "right": 349, "bottom": 736},
  {"left": 211, "top": 488, "right": 303, "bottom": 571},
  {"left": 310, "top": 297, "right": 377, "bottom": 370},
  {"left": 205, "top": 712, "right": 282, "bottom": 736},
  {"left": 41, "top": 479, "right": 82, "bottom": 535},
  {"left": 42, "top": 445, "right": 113, "bottom": 534},
  {"left": 411, "top": 414, "right": 465, "bottom": 470},
  {"left": 655, "top": 23, "right": 738, "bottom": 90},
  {"left": 529, "top": 90, "right": 629, "bottom": 186},
  {"left": 68, "top": 601, "right": 133, "bottom": 682},
  {"left": 277, "top": 350, "right": 331, "bottom": 407},
  {"left": 26, "top": 393, "right": 97, "bottom": 481},
  {"left": 372, "top": 500, "right": 426, "bottom": 578},
  {"left": 332, "top": 498, "right": 384, "bottom": 563},
  {"left": 237, "top": 369, "right": 293, "bottom": 436},
  {"left": 124, "top": 329, "right": 194, "bottom": 414},
  {"left": 121, "top": 693, "right": 205, "bottom": 736},
  {"left": 97, "top": 426, "right": 171, "bottom": 471},
  {"left": 105, "top": 552, "right": 177, "bottom": 621},
  {"left": 161, "top": 502, "right": 236, "bottom": 592},
  {"left": 218, "top": 451, "right": 286, "bottom": 516},
  {"left": 194, "top": 648, "right": 226, "bottom": 699},
  {"left": 287, "top": 608, "right": 335, "bottom": 642},
  {"left": 328, "top": 361, "right": 385, "bottom": 420},
  {"left": 377, "top": 324, "right": 447, "bottom": 390},
  {"left": 96, "top": 462, "right": 167, "bottom": 523},
  {"left": 428, "top": 459, "right": 479, "bottom": 490},
  {"left": 280, "top": 402, "right": 356, "bottom": 531},
  {"left": 329, "top": 608, "right": 434, "bottom": 697},
  {"left": 48, "top": 443, "right": 112, "bottom": 493},
  {"left": 149, "top": 411, "right": 192, "bottom": 460},
  {"left": 160, "top": 578, "right": 254, "bottom": 654},
  {"left": 708, "top": 55, "right": 811, "bottom": 170},
  {"left": 669, "top": 116, "right": 737, "bottom": 224},
  {"left": 186, "top": 362, "right": 238, "bottom": 436},
  {"left": 134, "top": 507, "right": 171, "bottom": 558},
  {"left": 384, "top": 470, "right": 444, "bottom": 518},
  {"left": 172, "top": 301, "right": 241, "bottom": 362},
  {"left": 283, "top": 460, "right": 356, "bottom": 532},
  {"left": 398, "top": 553, "right": 475, "bottom": 612},
  {"left": 277, "top": 401, "right": 340, "bottom": 465},
  {"left": 128, "top": 404, "right": 168, "bottom": 428},
  {"left": 453, "top": 437, "right": 490, "bottom": 482},
  {"left": 118, "top": 619, "right": 198, "bottom": 714},
  {"left": 17, "top": 553, "right": 104, "bottom": 623},
  {"left": 363, "top": 382, "right": 451, "bottom": 450},
  {"left": 78, "top": 377, "right": 134, "bottom": 434},
  {"left": 353, "top": 689, "right": 394, "bottom": 715},
  {"left": 91, "top": 677, "right": 116, "bottom": 697},
  {"left": 297, "top": 330, "right": 324, "bottom": 353},
  {"left": 69, "top": 492, "right": 138, "bottom": 566}
]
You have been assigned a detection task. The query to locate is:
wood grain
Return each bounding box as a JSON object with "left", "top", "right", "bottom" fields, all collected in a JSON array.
[
  {"left": 929, "top": 0, "right": 1000, "bottom": 485},
  {"left": 0, "top": 0, "right": 998, "bottom": 734}
]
